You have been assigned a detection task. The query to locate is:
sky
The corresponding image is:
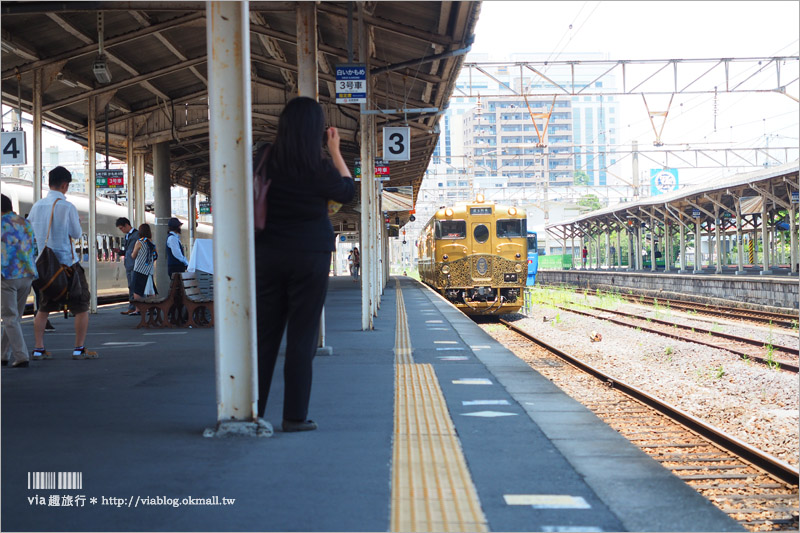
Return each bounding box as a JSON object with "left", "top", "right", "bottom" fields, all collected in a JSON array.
[{"left": 465, "top": 1, "right": 800, "bottom": 184}]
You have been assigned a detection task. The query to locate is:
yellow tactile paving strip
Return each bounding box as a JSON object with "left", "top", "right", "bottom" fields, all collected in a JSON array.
[{"left": 392, "top": 281, "right": 489, "bottom": 532}]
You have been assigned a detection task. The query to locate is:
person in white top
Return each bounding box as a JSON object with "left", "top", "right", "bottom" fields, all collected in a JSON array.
[{"left": 27, "top": 167, "right": 97, "bottom": 360}]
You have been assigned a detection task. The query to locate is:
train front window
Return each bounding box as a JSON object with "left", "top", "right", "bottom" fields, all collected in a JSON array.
[
  {"left": 473, "top": 224, "right": 489, "bottom": 243},
  {"left": 435, "top": 220, "right": 466, "bottom": 239},
  {"left": 527, "top": 235, "right": 537, "bottom": 251},
  {"left": 496, "top": 219, "right": 527, "bottom": 238}
]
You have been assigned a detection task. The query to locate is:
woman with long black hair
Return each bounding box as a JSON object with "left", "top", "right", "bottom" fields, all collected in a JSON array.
[{"left": 255, "top": 97, "right": 355, "bottom": 432}]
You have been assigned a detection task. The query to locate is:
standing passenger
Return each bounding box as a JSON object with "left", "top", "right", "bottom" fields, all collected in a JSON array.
[
  {"left": 116, "top": 217, "right": 139, "bottom": 315},
  {"left": 351, "top": 247, "right": 360, "bottom": 281},
  {"left": 131, "top": 224, "right": 158, "bottom": 300},
  {"left": 1, "top": 194, "right": 37, "bottom": 368},
  {"left": 166, "top": 217, "right": 188, "bottom": 278},
  {"left": 255, "top": 97, "right": 355, "bottom": 432},
  {"left": 27, "top": 166, "right": 96, "bottom": 360}
]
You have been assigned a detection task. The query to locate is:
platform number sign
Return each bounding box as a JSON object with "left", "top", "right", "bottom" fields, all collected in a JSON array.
[
  {"left": 1, "top": 131, "right": 27, "bottom": 165},
  {"left": 383, "top": 127, "right": 410, "bottom": 161},
  {"left": 792, "top": 191, "right": 799, "bottom": 204}
]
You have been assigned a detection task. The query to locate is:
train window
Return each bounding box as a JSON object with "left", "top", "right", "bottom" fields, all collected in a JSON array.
[
  {"left": 527, "top": 234, "right": 537, "bottom": 250},
  {"left": 496, "top": 219, "right": 527, "bottom": 238},
  {"left": 473, "top": 224, "right": 489, "bottom": 243},
  {"left": 435, "top": 220, "right": 466, "bottom": 239}
]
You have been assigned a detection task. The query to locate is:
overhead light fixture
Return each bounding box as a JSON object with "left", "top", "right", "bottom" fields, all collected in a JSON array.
[
  {"left": 1, "top": 41, "right": 16, "bottom": 54},
  {"left": 59, "top": 77, "right": 79, "bottom": 89}
]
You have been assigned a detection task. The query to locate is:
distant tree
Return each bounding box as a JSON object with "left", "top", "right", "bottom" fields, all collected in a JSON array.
[
  {"left": 578, "top": 194, "right": 603, "bottom": 213},
  {"left": 573, "top": 171, "right": 590, "bottom": 186}
]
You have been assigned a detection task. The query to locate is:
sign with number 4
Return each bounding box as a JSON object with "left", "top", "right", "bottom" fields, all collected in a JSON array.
[
  {"left": 383, "top": 127, "right": 410, "bottom": 161},
  {"left": 1, "top": 131, "right": 26, "bottom": 165}
]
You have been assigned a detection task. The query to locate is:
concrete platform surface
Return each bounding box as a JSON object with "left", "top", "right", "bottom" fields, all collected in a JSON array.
[{"left": 1, "top": 276, "right": 744, "bottom": 532}]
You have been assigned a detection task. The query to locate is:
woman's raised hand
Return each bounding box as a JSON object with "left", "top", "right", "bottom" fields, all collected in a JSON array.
[{"left": 326, "top": 126, "right": 341, "bottom": 154}]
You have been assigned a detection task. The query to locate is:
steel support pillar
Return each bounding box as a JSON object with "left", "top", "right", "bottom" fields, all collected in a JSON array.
[
  {"left": 760, "top": 197, "right": 772, "bottom": 275},
  {"left": 790, "top": 203, "right": 797, "bottom": 274},
  {"left": 33, "top": 69, "right": 43, "bottom": 201},
  {"left": 153, "top": 142, "right": 171, "bottom": 293},
  {"left": 127, "top": 117, "right": 135, "bottom": 225},
  {"left": 134, "top": 152, "right": 146, "bottom": 227},
  {"left": 87, "top": 96, "right": 98, "bottom": 313},
  {"left": 735, "top": 202, "right": 744, "bottom": 275},
  {"left": 204, "top": 0, "right": 264, "bottom": 436},
  {"left": 678, "top": 220, "right": 686, "bottom": 273},
  {"left": 616, "top": 226, "right": 622, "bottom": 269},
  {"left": 188, "top": 184, "right": 196, "bottom": 256},
  {"left": 650, "top": 216, "right": 657, "bottom": 272},
  {"left": 359, "top": 3, "right": 374, "bottom": 330},
  {"left": 296, "top": 2, "right": 318, "bottom": 99},
  {"left": 636, "top": 225, "right": 643, "bottom": 270},
  {"left": 694, "top": 219, "right": 702, "bottom": 273},
  {"left": 714, "top": 205, "right": 722, "bottom": 273}
]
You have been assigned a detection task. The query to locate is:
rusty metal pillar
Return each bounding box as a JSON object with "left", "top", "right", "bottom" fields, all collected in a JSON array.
[
  {"left": 296, "top": 2, "right": 318, "bottom": 99},
  {"left": 204, "top": 0, "right": 267, "bottom": 437},
  {"left": 87, "top": 96, "right": 98, "bottom": 313},
  {"left": 33, "top": 69, "right": 43, "bottom": 201}
]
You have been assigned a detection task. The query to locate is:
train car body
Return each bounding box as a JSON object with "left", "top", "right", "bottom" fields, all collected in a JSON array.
[
  {"left": 418, "top": 197, "right": 528, "bottom": 315},
  {"left": 526, "top": 232, "right": 538, "bottom": 286},
  {"left": 2, "top": 177, "right": 213, "bottom": 294}
]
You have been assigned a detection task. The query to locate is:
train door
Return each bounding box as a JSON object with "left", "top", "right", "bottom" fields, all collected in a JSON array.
[{"left": 471, "top": 220, "right": 492, "bottom": 279}]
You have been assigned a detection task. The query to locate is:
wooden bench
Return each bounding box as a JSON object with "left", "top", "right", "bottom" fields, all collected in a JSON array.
[
  {"left": 180, "top": 271, "right": 214, "bottom": 328},
  {"left": 132, "top": 273, "right": 184, "bottom": 329}
]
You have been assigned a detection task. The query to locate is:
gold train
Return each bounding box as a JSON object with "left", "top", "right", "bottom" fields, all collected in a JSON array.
[{"left": 418, "top": 196, "right": 527, "bottom": 315}]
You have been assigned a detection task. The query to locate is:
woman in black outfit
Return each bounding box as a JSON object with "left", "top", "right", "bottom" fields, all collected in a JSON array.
[{"left": 256, "top": 97, "right": 355, "bottom": 432}]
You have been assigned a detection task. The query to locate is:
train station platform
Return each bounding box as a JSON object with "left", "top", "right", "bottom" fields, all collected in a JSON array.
[{"left": 1, "top": 277, "right": 743, "bottom": 532}]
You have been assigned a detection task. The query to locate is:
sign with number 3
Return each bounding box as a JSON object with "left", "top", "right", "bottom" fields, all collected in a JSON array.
[
  {"left": 1, "top": 131, "right": 27, "bottom": 165},
  {"left": 382, "top": 127, "right": 410, "bottom": 161}
]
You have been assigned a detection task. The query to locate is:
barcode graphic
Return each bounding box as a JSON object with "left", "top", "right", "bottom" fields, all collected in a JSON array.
[{"left": 27, "top": 472, "right": 82, "bottom": 490}]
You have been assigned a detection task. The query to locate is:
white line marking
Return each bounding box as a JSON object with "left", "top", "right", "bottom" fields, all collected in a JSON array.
[
  {"left": 434, "top": 341, "right": 458, "bottom": 344},
  {"left": 542, "top": 528, "right": 603, "bottom": 532},
  {"left": 436, "top": 347, "right": 464, "bottom": 351},
  {"left": 504, "top": 495, "right": 591, "bottom": 509},
  {"left": 438, "top": 356, "right": 469, "bottom": 361},
  {"left": 102, "top": 342, "right": 156, "bottom": 347},
  {"left": 452, "top": 378, "right": 493, "bottom": 385},
  {"left": 462, "top": 400, "right": 510, "bottom": 406},
  {"left": 461, "top": 411, "right": 518, "bottom": 418},
  {"left": 425, "top": 320, "right": 444, "bottom": 324},
  {"left": 143, "top": 332, "right": 189, "bottom": 336}
]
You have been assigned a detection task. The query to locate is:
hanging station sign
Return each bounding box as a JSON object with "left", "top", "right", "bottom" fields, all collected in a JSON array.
[
  {"left": 335, "top": 64, "right": 367, "bottom": 104},
  {"left": 199, "top": 201, "right": 212, "bottom": 215},
  {"left": 382, "top": 127, "right": 411, "bottom": 161},
  {"left": 650, "top": 168, "right": 679, "bottom": 195},
  {"left": 96, "top": 168, "right": 124, "bottom": 188},
  {"left": 0, "top": 130, "right": 26, "bottom": 165}
]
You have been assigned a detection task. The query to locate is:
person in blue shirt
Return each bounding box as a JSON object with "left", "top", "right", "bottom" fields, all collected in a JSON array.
[
  {"left": 1, "top": 194, "right": 37, "bottom": 368},
  {"left": 166, "top": 217, "right": 189, "bottom": 278}
]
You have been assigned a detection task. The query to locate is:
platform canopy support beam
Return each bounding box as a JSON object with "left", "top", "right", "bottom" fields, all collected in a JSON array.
[
  {"left": 204, "top": 0, "right": 266, "bottom": 437},
  {"left": 33, "top": 69, "right": 43, "bottom": 202},
  {"left": 87, "top": 95, "right": 97, "bottom": 314},
  {"left": 760, "top": 195, "right": 772, "bottom": 275},
  {"left": 358, "top": 2, "right": 375, "bottom": 330}
]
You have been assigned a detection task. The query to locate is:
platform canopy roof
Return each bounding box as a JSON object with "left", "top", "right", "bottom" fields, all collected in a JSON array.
[
  {"left": 547, "top": 160, "right": 800, "bottom": 237},
  {"left": 1, "top": 1, "right": 481, "bottom": 226}
]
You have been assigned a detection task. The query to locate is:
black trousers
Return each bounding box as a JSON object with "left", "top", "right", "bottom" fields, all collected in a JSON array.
[{"left": 255, "top": 246, "right": 331, "bottom": 420}]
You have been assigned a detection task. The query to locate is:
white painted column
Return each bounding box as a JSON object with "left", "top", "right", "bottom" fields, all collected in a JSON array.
[
  {"left": 650, "top": 216, "right": 657, "bottom": 272},
  {"left": 663, "top": 217, "right": 671, "bottom": 273},
  {"left": 714, "top": 205, "right": 722, "bottom": 273},
  {"left": 296, "top": 2, "right": 318, "bottom": 99},
  {"left": 735, "top": 204, "right": 744, "bottom": 274},
  {"left": 205, "top": 0, "right": 261, "bottom": 432},
  {"left": 33, "top": 69, "right": 43, "bottom": 201},
  {"left": 694, "top": 218, "right": 702, "bottom": 273},
  {"left": 188, "top": 184, "right": 196, "bottom": 255},
  {"left": 678, "top": 218, "right": 686, "bottom": 273},
  {"left": 790, "top": 203, "right": 797, "bottom": 274},
  {"left": 359, "top": 3, "right": 373, "bottom": 330},
  {"left": 127, "top": 117, "right": 135, "bottom": 224},
  {"left": 636, "top": 225, "right": 643, "bottom": 270},
  {"left": 616, "top": 226, "right": 622, "bottom": 269},
  {"left": 760, "top": 197, "right": 771, "bottom": 274},
  {"left": 604, "top": 231, "right": 610, "bottom": 269},
  {"left": 87, "top": 96, "right": 98, "bottom": 313},
  {"left": 134, "top": 152, "right": 146, "bottom": 227}
]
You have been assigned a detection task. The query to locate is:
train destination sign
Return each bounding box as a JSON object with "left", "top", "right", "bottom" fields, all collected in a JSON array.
[
  {"left": 96, "top": 168, "right": 124, "bottom": 188},
  {"left": 0, "top": 130, "right": 26, "bottom": 165},
  {"left": 335, "top": 64, "right": 366, "bottom": 104}
]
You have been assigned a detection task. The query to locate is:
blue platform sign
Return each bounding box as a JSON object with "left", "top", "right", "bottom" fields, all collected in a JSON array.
[
  {"left": 650, "top": 168, "right": 679, "bottom": 196},
  {"left": 792, "top": 191, "right": 799, "bottom": 204},
  {"left": 336, "top": 64, "right": 367, "bottom": 104}
]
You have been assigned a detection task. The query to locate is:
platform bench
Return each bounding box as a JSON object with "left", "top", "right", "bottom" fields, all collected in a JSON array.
[
  {"left": 132, "top": 274, "right": 184, "bottom": 329},
  {"left": 180, "top": 271, "right": 214, "bottom": 328}
]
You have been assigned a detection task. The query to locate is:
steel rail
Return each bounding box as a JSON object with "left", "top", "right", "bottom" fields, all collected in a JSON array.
[
  {"left": 499, "top": 318, "right": 800, "bottom": 486},
  {"left": 552, "top": 304, "right": 799, "bottom": 373}
]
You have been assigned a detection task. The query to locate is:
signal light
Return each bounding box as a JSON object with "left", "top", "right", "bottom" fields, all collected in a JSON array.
[
  {"left": 508, "top": 207, "right": 517, "bottom": 216},
  {"left": 445, "top": 208, "right": 454, "bottom": 217}
]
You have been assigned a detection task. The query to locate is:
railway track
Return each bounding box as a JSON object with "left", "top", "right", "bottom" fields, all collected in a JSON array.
[
  {"left": 494, "top": 318, "right": 799, "bottom": 532},
  {"left": 551, "top": 303, "right": 799, "bottom": 373},
  {"left": 542, "top": 286, "right": 799, "bottom": 330}
]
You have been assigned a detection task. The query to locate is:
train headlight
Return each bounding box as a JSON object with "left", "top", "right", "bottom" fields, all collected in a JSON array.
[
  {"left": 443, "top": 254, "right": 448, "bottom": 260},
  {"left": 442, "top": 265, "right": 451, "bottom": 274},
  {"left": 508, "top": 207, "right": 517, "bottom": 216},
  {"left": 445, "top": 208, "right": 454, "bottom": 217},
  {"left": 475, "top": 194, "right": 485, "bottom": 203},
  {"left": 515, "top": 253, "right": 521, "bottom": 258},
  {"left": 514, "top": 263, "right": 523, "bottom": 273}
]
